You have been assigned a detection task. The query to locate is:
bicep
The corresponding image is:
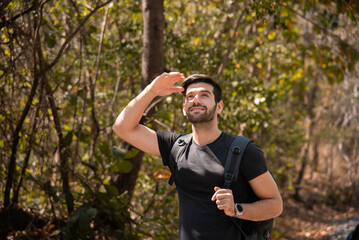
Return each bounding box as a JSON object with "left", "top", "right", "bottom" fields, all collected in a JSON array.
[
  {"left": 121, "top": 124, "right": 161, "bottom": 156},
  {"left": 249, "top": 171, "right": 281, "bottom": 200}
]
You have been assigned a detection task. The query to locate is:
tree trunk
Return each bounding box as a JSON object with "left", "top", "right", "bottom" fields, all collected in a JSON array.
[
  {"left": 111, "top": 0, "right": 164, "bottom": 195},
  {"left": 294, "top": 77, "right": 319, "bottom": 202},
  {"left": 141, "top": 0, "right": 164, "bottom": 88}
]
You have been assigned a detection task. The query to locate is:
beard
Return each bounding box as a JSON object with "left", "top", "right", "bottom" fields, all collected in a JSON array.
[{"left": 185, "top": 104, "right": 217, "bottom": 124}]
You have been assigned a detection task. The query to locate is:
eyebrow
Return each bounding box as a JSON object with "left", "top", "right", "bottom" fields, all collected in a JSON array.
[{"left": 186, "top": 89, "right": 212, "bottom": 96}]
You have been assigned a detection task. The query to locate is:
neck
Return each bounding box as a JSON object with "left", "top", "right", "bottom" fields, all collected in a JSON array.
[{"left": 191, "top": 121, "right": 222, "bottom": 146}]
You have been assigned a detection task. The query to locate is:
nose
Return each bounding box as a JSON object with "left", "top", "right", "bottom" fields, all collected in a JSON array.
[{"left": 192, "top": 93, "right": 204, "bottom": 101}]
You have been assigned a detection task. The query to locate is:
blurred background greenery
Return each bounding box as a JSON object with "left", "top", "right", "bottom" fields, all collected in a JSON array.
[{"left": 0, "top": 0, "right": 358, "bottom": 239}]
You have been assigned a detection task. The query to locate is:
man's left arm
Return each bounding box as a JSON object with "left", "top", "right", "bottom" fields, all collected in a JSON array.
[
  {"left": 239, "top": 171, "right": 283, "bottom": 221},
  {"left": 212, "top": 171, "right": 283, "bottom": 221}
]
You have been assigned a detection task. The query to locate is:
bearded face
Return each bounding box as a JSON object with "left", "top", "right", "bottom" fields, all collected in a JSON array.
[
  {"left": 185, "top": 103, "right": 217, "bottom": 123},
  {"left": 183, "top": 82, "right": 221, "bottom": 124}
]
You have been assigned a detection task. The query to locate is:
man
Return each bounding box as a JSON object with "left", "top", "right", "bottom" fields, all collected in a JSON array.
[{"left": 112, "top": 72, "right": 282, "bottom": 239}]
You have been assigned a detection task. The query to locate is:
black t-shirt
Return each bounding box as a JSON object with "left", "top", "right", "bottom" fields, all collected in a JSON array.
[{"left": 156, "top": 131, "right": 268, "bottom": 240}]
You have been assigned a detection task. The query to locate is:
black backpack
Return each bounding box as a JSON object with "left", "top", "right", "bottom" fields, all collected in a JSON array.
[{"left": 169, "top": 134, "right": 274, "bottom": 240}]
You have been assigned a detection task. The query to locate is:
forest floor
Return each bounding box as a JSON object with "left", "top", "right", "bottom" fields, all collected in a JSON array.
[
  {"left": 276, "top": 198, "right": 359, "bottom": 240},
  {"left": 274, "top": 174, "right": 359, "bottom": 240}
]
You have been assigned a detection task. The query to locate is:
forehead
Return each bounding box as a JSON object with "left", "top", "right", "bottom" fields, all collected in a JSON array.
[{"left": 185, "top": 82, "right": 214, "bottom": 95}]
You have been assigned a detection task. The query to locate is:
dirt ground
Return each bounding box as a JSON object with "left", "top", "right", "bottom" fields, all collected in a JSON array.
[{"left": 275, "top": 197, "right": 359, "bottom": 240}]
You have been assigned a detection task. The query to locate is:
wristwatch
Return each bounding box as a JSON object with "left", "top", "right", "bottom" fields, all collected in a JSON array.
[{"left": 233, "top": 203, "right": 243, "bottom": 218}]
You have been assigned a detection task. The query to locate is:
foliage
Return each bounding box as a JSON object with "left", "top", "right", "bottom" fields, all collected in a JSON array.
[{"left": 0, "top": 0, "right": 358, "bottom": 239}]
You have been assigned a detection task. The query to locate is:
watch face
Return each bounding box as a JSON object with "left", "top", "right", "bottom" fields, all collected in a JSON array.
[{"left": 236, "top": 203, "right": 243, "bottom": 212}]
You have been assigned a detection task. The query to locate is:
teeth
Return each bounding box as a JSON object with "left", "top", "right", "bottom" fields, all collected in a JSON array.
[{"left": 191, "top": 108, "right": 204, "bottom": 112}]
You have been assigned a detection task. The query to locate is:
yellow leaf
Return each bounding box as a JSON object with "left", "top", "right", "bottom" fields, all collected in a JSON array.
[
  {"left": 54, "top": 19, "right": 59, "bottom": 25},
  {"left": 32, "top": 98, "right": 39, "bottom": 105},
  {"left": 2, "top": 34, "right": 9, "bottom": 42},
  {"left": 153, "top": 169, "right": 171, "bottom": 180},
  {"left": 194, "top": 38, "right": 201, "bottom": 45},
  {"left": 268, "top": 31, "right": 276, "bottom": 40},
  {"left": 64, "top": 124, "right": 71, "bottom": 131},
  {"left": 235, "top": 63, "right": 241, "bottom": 69},
  {"left": 258, "top": 27, "right": 266, "bottom": 33}
]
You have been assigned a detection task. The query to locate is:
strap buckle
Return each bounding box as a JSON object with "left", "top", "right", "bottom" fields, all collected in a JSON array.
[
  {"left": 232, "top": 146, "right": 241, "bottom": 154},
  {"left": 224, "top": 172, "right": 234, "bottom": 188}
]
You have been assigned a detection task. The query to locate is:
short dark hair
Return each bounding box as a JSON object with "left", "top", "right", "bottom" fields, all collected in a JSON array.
[{"left": 181, "top": 74, "right": 222, "bottom": 103}]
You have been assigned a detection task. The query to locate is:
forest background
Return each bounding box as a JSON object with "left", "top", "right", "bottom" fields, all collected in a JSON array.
[{"left": 0, "top": 0, "right": 358, "bottom": 239}]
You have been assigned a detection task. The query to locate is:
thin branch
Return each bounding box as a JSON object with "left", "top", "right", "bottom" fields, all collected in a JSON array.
[
  {"left": 3, "top": 0, "right": 47, "bottom": 210},
  {"left": 89, "top": 4, "right": 110, "bottom": 160},
  {"left": 280, "top": 2, "right": 359, "bottom": 53},
  {"left": 44, "top": 0, "right": 112, "bottom": 73},
  {"left": 44, "top": 79, "right": 74, "bottom": 213},
  {"left": 12, "top": 86, "right": 43, "bottom": 204},
  {"left": 143, "top": 96, "right": 165, "bottom": 117},
  {"left": 0, "top": 3, "right": 38, "bottom": 30},
  {"left": 216, "top": 4, "right": 247, "bottom": 79},
  {"left": 109, "top": 74, "right": 121, "bottom": 145}
]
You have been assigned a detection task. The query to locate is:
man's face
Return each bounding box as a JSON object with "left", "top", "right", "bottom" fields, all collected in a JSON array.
[{"left": 183, "top": 82, "right": 221, "bottom": 124}]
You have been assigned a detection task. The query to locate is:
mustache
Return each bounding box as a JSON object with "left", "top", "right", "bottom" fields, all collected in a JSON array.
[{"left": 189, "top": 104, "right": 207, "bottom": 111}]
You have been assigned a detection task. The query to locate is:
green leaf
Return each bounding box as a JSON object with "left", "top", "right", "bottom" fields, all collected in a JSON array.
[
  {"left": 87, "top": 208, "right": 98, "bottom": 219},
  {"left": 67, "top": 211, "right": 80, "bottom": 227},
  {"left": 45, "top": 33, "right": 56, "bottom": 48},
  {"left": 104, "top": 184, "right": 119, "bottom": 196},
  {"left": 63, "top": 131, "right": 73, "bottom": 147},
  {"left": 78, "top": 211, "right": 90, "bottom": 232},
  {"left": 124, "top": 147, "right": 139, "bottom": 159},
  {"left": 65, "top": 191, "right": 74, "bottom": 211},
  {"left": 112, "top": 146, "right": 126, "bottom": 160},
  {"left": 99, "top": 141, "right": 111, "bottom": 159},
  {"left": 153, "top": 110, "right": 173, "bottom": 122},
  {"left": 68, "top": 93, "right": 78, "bottom": 106},
  {"left": 79, "top": 132, "right": 91, "bottom": 144},
  {"left": 117, "top": 160, "right": 132, "bottom": 173}
]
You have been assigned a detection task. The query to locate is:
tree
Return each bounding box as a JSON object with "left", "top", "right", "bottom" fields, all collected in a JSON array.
[{"left": 110, "top": 0, "right": 165, "bottom": 197}]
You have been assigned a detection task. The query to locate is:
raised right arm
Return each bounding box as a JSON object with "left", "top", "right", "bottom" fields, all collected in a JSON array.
[{"left": 112, "top": 72, "right": 184, "bottom": 156}]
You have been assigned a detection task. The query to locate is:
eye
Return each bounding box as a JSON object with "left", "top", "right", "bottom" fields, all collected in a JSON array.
[{"left": 186, "top": 95, "right": 194, "bottom": 100}]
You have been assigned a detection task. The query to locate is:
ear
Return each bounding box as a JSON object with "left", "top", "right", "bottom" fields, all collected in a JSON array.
[
  {"left": 216, "top": 100, "right": 224, "bottom": 114},
  {"left": 182, "top": 103, "right": 187, "bottom": 116}
]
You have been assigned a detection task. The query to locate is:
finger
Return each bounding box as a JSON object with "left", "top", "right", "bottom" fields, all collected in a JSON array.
[
  {"left": 212, "top": 187, "right": 230, "bottom": 201},
  {"left": 217, "top": 197, "right": 231, "bottom": 203},
  {"left": 213, "top": 190, "right": 232, "bottom": 199},
  {"left": 169, "top": 74, "right": 185, "bottom": 82},
  {"left": 216, "top": 192, "right": 232, "bottom": 199},
  {"left": 211, "top": 187, "right": 221, "bottom": 201},
  {"left": 217, "top": 203, "right": 230, "bottom": 210},
  {"left": 170, "top": 86, "right": 185, "bottom": 92}
]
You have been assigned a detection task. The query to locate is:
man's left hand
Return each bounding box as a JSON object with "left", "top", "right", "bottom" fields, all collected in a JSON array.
[{"left": 211, "top": 186, "right": 236, "bottom": 217}]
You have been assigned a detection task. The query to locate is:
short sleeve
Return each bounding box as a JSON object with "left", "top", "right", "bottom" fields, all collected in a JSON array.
[
  {"left": 240, "top": 142, "right": 268, "bottom": 181},
  {"left": 156, "top": 131, "right": 181, "bottom": 166}
]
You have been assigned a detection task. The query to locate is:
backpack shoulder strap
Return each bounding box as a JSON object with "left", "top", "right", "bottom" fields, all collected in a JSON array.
[
  {"left": 223, "top": 136, "right": 252, "bottom": 189},
  {"left": 168, "top": 133, "right": 193, "bottom": 185}
]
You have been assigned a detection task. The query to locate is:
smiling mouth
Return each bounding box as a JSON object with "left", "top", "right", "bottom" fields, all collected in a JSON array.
[{"left": 189, "top": 106, "right": 206, "bottom": 112}]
